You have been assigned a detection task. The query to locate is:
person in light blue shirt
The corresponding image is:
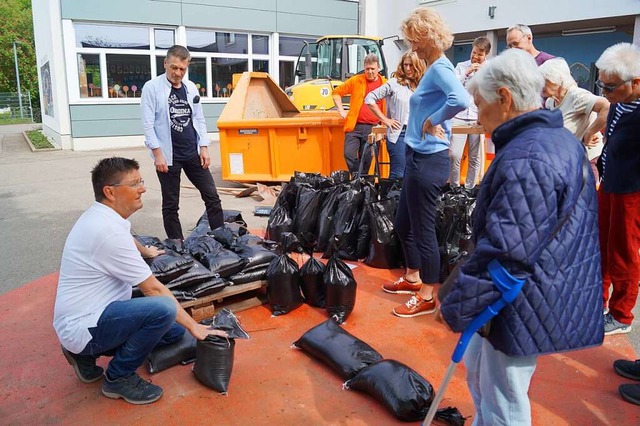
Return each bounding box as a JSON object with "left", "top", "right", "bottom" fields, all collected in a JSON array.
[
  {"left": 365, "top": 51, "right": 426, "bottom": 179},
  {"left": 141, "top": 45, "right": 224, "bottom": 240},
  {"left": 382, "top": 7, "right": 469, "bottom": 318}
]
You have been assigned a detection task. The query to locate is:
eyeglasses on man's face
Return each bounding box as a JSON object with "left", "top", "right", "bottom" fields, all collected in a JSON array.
[
  {"left": 108, "top": 179, "right": 145, "bottom": 189},
  {"left": 507, "top": 33, "right": 528, "bottom": 49},
  {"left": 595, "top": 79, "right": 631, "bottom": 93}
]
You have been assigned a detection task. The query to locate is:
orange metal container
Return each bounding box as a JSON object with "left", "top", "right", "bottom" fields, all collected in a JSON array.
[{"left": 217, "top": 72, "right": 389, "bottom": 182}]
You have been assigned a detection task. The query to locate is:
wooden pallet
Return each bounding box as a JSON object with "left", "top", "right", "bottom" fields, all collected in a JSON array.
[{"left": 180, "top": 280, "right": 268, "bottom": 322}]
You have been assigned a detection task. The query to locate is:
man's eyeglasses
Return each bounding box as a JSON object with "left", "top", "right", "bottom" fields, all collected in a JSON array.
[
  {"left": 595, "top": 79, "right": 631, "bottom": 93},
  {"left": 109, "top": 179, "right": 145, "bottom": 189},
  {"left": 507, "top": 33, "right": 528, "bottom": 49}
]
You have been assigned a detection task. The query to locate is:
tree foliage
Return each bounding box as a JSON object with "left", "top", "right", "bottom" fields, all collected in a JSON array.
[{"left": 0, "top": 0, "right": 37, "bottom": 103}]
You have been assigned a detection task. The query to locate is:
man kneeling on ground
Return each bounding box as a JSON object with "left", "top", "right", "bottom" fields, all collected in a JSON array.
[{"left": 53, "top": 157, "right": 226, "bottom": 405}]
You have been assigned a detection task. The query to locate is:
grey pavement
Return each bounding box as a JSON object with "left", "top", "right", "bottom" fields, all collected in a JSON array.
[{"left": 0, "top": 124, "right": 268, "bottom": 295}]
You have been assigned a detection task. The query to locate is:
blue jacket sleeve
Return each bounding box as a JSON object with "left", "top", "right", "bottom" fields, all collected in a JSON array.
[
  {"left": 429, "top": 62, "right": 470, "bottom": 126},
  {"left": 440, "top": 153, "right": 566, "bottom": 332}
]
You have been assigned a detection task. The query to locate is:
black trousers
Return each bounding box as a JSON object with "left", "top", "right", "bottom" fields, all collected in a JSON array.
[
  {"left": 395, "top": 147, "right": 450, "bottom": 284},
  {"left": 156, "top": 155, "right": 223, "bottom": 240},
  {"left": 344, "top": 123, "right": 374, "bottom": 174}
]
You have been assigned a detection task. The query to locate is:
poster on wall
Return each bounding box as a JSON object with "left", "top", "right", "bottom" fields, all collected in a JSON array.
[{"left": 41, "top": 62, "right": 54, "bottom": 118}]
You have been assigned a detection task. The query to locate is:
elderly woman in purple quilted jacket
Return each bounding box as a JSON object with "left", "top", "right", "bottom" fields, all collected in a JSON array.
[{"left": 438, "top": 49, "right": 603, "bottom": 425}]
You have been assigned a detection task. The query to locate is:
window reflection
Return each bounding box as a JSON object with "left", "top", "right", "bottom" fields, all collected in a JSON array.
[
  {"left": 279, "top": 36, "right": 317, "bottom": 57},
  {"left": 253, "top": 60, "right": 268, "bottom": 73},
  {"left": 189, "top": 58, "right": 207, "bottom": 97},
  {"left": 106, "top": 54, "right": 151, "bottom": 98},
  {"left": 212, "top": 58, "right": 247, "bottom": 97},
  {"left": 75, "top": 24, "right": 149, "bottom": 49},
  {"left": 252, "top": 35, "right": 269, "bottom": 54},
  {"left": 78, "top": 54, "right": 102, "bottom": 98},
  {"left": 187, "top": 30, "right": 248, "bottom": 54},
  {"left": 154, "top": 29, "right": 174, "bottom": 49}
]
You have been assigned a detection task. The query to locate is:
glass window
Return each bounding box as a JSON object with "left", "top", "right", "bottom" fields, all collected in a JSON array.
[
  {"left": 106, "top": 54, "right": 151, "bottom": 98},
  {"left": 77, "top": 54, "right": 102, "bottom": 98},
  {"left": 156, "top": 56, "right": 166, "bottom": 76},
  {"left": 253, "top": 60, "right": 268, "bottom": 73},
  {"left": 75, "top": 24, "right": 149, "bottom": 49},
  {"left": 154, "top": 29, "right": 175, "bottom": 49},
  {"left": 187, "top": 29, "right": 217, "bottom": 52},
  {"left": 279, "top": 60, "right": 295, "bottom": 90},
  {"left": 252, "top": 35, "right": 269, "bottom": 54},
  {"left": 189, "top": 58, "right": 208, "bottom": 97},
  {"left": 212, "top": 58, "right": 248, "bottom": 97},
  {"left": 279, "top": 36, "right": 317, "bottom": 57}
]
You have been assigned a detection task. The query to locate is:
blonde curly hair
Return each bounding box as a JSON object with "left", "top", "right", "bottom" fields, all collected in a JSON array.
[{"left": 401, "top": 7, "right": 453, "bottom": 53}]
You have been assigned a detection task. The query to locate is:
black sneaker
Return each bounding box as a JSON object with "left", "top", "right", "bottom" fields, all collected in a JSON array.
[
  {"left": 61, "top": 345, "right": 103, "bottom": 383},
  {"left": 619, "top": 383, "right": 640, "bottom": 406},
  {"left": 102, "top": 373, "right": 163, "bottom": 405},
  {"left": 614, "top": 359, "right": 640, "bottom": 381}
]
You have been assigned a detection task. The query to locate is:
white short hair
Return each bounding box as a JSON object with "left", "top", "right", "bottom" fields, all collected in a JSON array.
[
  {"left": 467, "top": 49, "right": 543, "bottom": 112},
  {"left": 507, "top": 24, "right": 532, "bottom": 37},
  {"left": 595, "top": 43, "right": 640, "bottom": 81},
  {"left": 538, "top": 58, "right": 577, "bottom": 89}
]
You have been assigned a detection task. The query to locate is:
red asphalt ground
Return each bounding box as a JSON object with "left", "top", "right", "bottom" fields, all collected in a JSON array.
[{"left": 1, "top": 262, "right": 639, "bottom": 425}]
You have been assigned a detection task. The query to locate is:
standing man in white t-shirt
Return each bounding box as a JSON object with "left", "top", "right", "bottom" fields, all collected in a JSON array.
[{"left": 53, "top": 157, "right": 226, "bottom": 405}]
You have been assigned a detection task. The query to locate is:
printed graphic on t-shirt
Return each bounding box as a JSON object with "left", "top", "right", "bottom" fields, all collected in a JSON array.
[{"left": 169, "top": 90, "right": 192, "bottom": 133}]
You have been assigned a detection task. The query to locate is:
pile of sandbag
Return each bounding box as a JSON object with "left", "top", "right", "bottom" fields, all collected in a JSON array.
[
  {"left": 293, "top": 319, "right": 465, "bottom": 424},
  {"left": 266, "top": 171, "right": 404, "bottom": 270},
  {"left": 265, "top": 232, "right": 357, "bottom": 324},
  {"left": 133, "top": 210, "right": 278, "bottom": 300}
]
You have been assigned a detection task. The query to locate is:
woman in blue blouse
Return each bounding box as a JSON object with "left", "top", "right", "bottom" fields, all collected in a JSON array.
[{"left": 383, "top": 6, "right": 469, "bottom": 317}]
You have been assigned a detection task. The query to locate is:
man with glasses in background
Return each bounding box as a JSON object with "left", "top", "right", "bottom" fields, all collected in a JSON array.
[
  {"left": 141, "top": 44, "right": 224, "bottom": 240},
  {"left": 506, "top": 24, "right": 555, "bottom": 66},
  {"left": 53, "top": 157, "right": 226, "bottom": 405}
]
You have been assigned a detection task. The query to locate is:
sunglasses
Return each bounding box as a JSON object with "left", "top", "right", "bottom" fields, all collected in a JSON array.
[{"left": 595, "top": 79, "right": 631, "bottom": 93}]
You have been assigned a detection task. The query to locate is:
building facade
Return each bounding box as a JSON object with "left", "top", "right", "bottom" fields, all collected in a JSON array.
[
  {"left": 32, "top": 0, "right": 360, "bottom": 149},
  {"left": 33, "top": 0, "right": 639, "bottom": 150}
]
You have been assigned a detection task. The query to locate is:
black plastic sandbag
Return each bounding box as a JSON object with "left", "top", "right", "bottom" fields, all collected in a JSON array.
[
  {"left": 266, "top": 233, "right": 303, "bottom": 316},
  {"left": 299, "top": 256, "right": 326, "bottom": 308},
  {"left": 147, "top": 332, "right": 196, "bottom": 374},
  {"left": 436, "top": 187, "right": 477, "bottom": 282},
  {"left": 316, "top": 184, "right": 346, "bottom": 253},
  {"left": 193, "top": 336, "right": 235, "bottom": 394},
  {"left": 344, "top": 359, "right": 434, "bottom": 422},
  {"left": 293, "top": 185, "right": 326, "bottom": 243},
  {"left": 146, "top": 249, "right": 194, "bottom": 284},
  {"left": 229, "top": 266, "right": 268, "bottom": 285},
  {"left": 327, "top": 184, "right": 366, "bottom": 260},
  {"left": 162, "top": 238, "right": 185, "bottom": 254},
  {"left": 233, "top": 243, "right": 278, "bottom": 270},
  {"left": 184, "top": 235, "right": 224, "bottom": 262},
  {"left": 265, "top": 201, "right": 292, "bottom": 243},
  {"left": 210, "top": 308, "right": 250, "bottom": 339},
  {"left": 293, "top": 319, "right": 382, "bottom": 380},
  {"left": 134, "top": 235, "right": 164, "bottom": 249},
  {"left": 355, "top": 183, "right": 375, "bottom": 259},
  {"left": 210, "top": 223, "right": 248, "bottom": 248},
  {"left": 324, "top": 250, "right": 357, "bottom": 324},
  {"left": 200, "top": 248, "right": 247, "bottom": 278},
  {"left": 165, "top": 258, "right": 218, "bottom": 290},
  {"left": 171, "top": 276, "right": 229, "bottom": 301},
  {"left": 365, "top": 198, "right": 405, "bottom": 269}
]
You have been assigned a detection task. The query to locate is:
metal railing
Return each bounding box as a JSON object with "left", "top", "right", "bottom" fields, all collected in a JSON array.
[{"left": 0, "top": 91, "right": 34, "bottom": 122}]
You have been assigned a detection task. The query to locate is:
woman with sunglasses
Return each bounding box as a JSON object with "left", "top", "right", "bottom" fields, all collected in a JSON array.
[
  {"left": 539, "top": 57, "right": 610, "bottom": 181},
  {"left": 364, "top": 51, "right": 426, "bottom": 179},
  {"left": 593, "top": 43, "right": 640, "bottom": 339}
]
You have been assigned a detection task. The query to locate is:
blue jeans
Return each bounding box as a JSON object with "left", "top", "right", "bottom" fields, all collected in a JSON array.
[
  {"left": 465, "top": 334, "right": 538, "bottom": 426},
  {"left": 386, "top": 130, "right": 406, "bottom": 179},
  {"left": 79, "top": 297, "right": 185, "bottom": 379},
  {"left": 395, "top": 147, "right": 450, "bottom": 283}
]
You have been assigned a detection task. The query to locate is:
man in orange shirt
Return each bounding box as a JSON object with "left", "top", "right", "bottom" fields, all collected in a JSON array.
[{"left": 332, "top": 54, "right": 386, "bottom": 175}]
